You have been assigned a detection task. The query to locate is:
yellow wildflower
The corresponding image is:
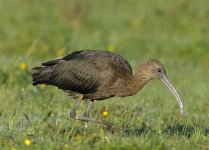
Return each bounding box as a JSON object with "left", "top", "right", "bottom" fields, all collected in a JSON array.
[
  {"left": 56, "top": 48, "right": 66, "bottom": 57},
  {"left": 39, "top": 84, "right": 46, "bottom": 89},
  {"left": 102, "top": 111, "right": 108, "bottom": 118},
  {"left": 24, "top": 138, "right": 32, "bottom": 146},
  {"left": 19, "top": 63, "right": 27, "bottom": 70},
  {"left": 107, "top": 44, "right": 116, "bottom": 52}
]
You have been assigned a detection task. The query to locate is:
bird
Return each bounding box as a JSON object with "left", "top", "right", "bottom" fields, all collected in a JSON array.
[{"left": 32, "top": 50, "right": 184, "bottom": 127}]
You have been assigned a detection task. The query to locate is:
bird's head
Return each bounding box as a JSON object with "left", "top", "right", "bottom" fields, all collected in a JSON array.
[
  {"left": 139, "top": 59, "right": 184, "bottom": 117},
  {"left": 142, "top": 59, "right": 166, "bottom": 80}
]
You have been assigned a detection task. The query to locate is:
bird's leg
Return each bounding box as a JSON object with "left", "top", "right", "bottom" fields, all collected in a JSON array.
[
  {"left": 70, "top": 97, "right": 114, "bottom": 129},
  {"left": 83, "top": 99, "right": 94, "bottom": 128},
  {"left": 69, "top": 96, "right": 98, "bottom": 124},
  {"left": 69, "top": 94, "right": 83, "bottom": 119}
]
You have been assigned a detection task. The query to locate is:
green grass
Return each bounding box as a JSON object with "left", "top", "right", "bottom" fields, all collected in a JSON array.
[{"left": 0, "top": 0, "right": 209, "bottom": 149}]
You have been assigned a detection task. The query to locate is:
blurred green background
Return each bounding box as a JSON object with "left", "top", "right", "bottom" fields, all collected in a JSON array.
[
  {"left": 1, "top": 0, "right": 209, "bottom": 60},
  {"left": 0, "top": 0, "right": 209, "bottom": 149}
]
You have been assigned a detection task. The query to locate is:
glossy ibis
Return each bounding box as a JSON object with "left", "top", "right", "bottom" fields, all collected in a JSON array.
[{"left": 32, "top": 50, "right": 184, "bottom": 127}]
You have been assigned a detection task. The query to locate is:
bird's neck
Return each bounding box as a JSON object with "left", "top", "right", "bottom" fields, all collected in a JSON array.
[
  {"left": 115, "top": 67, "right": 153, "bottom": 97},
  {"left": 123, "top": 69, "right": 151, "bottom": 96},
  {"left": 116, "top": 69, "right": 151, "bottom": 97}
]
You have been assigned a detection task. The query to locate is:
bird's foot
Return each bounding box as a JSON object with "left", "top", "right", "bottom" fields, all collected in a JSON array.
[
  {"left": 70, "top": 112, "right": 77, "bottom": 119},
  {"left": 70, "top": 113, "right": 117, "bottom": 131}
]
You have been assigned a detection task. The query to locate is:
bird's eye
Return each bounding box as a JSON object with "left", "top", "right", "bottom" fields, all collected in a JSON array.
[{"left": 157, "top": 68, "right": 161, "bottom": 73}]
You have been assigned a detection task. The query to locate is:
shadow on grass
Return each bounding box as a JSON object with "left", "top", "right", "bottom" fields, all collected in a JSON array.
[
  {"left": 122, "top": 122, "right": 155, "bottom": 136},
  {"left": 27, "top": 112, "right": 209, "bottom": 139},
  {"left": 162, "top": 123, "right": 195, "bottom": 138},
  {"left": 121, "top": 122, "right": 209, "bottom": 138}
]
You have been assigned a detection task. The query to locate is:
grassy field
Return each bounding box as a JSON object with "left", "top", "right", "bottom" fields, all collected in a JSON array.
[{"left": 0, "top": 0, "right": 209, "bottom": 149}]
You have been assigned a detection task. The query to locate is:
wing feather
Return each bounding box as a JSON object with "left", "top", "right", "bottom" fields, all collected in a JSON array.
[{"left": 49, "top": 60, "right": 103, "bottom": 94}]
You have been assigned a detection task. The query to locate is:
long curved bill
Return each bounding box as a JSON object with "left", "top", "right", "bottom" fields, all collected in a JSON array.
[{"left": 161, "top": 74, "right": 184, "bottom": 117}]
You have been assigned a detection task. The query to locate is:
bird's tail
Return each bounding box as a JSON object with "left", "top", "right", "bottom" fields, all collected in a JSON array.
[{"left": 32, "top": 66, "right": 52, "bottom": 86}]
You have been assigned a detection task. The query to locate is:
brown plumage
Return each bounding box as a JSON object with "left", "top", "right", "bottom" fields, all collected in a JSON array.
[{"left": 32, "top": 50, "right": 184, "bottom": 127}]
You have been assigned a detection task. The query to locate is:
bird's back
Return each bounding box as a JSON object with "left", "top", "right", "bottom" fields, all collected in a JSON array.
[{"left": 63, "top": 50, "right": 132, "bottom": 75}]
